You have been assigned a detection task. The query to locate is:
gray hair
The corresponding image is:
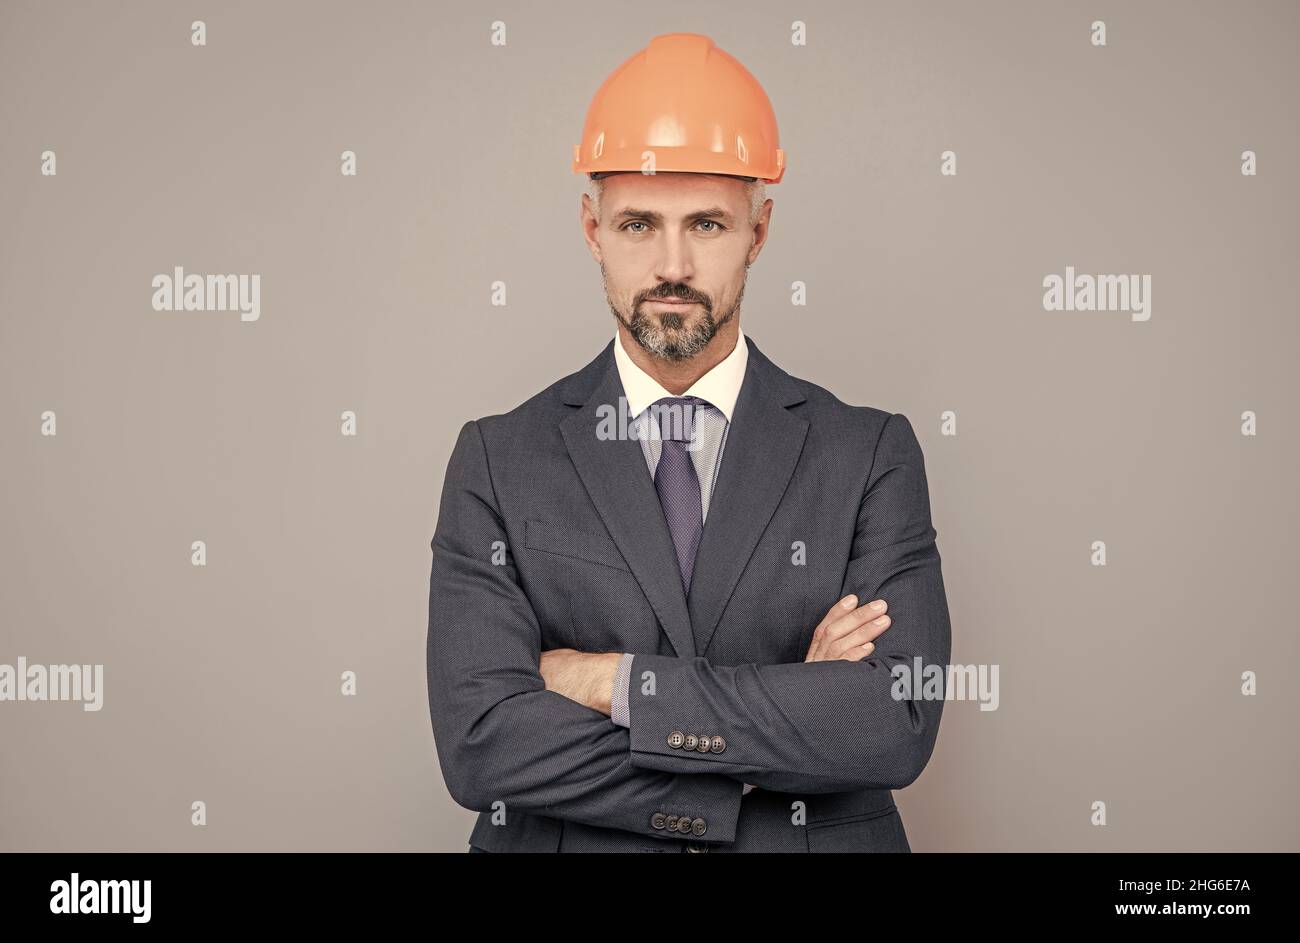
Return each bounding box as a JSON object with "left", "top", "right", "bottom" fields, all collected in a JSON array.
[{"left": 586, "top": 174, "right": 767, "bottom": 227}]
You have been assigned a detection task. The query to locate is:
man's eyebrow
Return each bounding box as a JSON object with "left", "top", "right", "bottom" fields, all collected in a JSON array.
[{"left": 611, "top": 206, "right": 736, "bottom": 224}]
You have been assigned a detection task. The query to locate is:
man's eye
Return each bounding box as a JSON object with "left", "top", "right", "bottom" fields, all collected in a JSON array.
[{"left": 620, "top": 220, "right": 722, "bottom": 233}]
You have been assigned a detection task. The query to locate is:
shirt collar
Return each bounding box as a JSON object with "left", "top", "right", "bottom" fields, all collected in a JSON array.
[{"left": 613, "top": 325, "right": 748, "bottom": 423}]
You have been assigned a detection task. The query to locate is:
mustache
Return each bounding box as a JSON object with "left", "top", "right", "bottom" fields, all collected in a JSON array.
[{"left": 640, "top": 288, "right": 710, "bottom": 305}]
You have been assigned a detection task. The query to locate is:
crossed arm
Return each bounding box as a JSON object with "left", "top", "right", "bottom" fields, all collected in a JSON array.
[
  {"left": 426, "top": 412, "right": 951, "bottom": 843},
  {"left": 539, "top": 592, "right": 899, "bottom": 795}
]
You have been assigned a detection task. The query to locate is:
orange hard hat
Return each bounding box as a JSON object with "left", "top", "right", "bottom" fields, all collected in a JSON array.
[{"left": 572, "top": 33, "right": 786, "bottom": 184}]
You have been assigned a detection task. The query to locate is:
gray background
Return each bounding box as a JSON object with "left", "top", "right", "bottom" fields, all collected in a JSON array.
[{"left": 0, "top": 0, "right": 1296, "bottom": 851}]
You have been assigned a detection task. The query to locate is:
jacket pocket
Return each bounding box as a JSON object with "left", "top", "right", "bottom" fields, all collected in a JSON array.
[
  {"left": 805, "top": 808, "right": 911, "bottom": 853},
  {"left": 804, "top": 788, "right": 897, "bottom": 826},
  {"left": 524, "top": 518, "right": 631, "bottom": 573},
  {"left": 809, "top": 804, "right": 899, "bottom": 828}
]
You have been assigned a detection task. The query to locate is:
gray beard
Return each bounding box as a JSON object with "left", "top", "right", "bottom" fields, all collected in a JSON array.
[{"left": 610, "top": 281, "right": 745, "bottom": 363}]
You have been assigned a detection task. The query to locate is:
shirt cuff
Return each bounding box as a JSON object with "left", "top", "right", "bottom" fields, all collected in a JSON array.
[
  {"left": 742, "top": 783, "right": 755, "bottom": 794},
  {"left": 610, "top": 652, "right": 634, "bottom": 728}
]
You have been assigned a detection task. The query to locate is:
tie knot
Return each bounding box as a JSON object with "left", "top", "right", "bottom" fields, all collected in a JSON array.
[{"left": 649, "top": 396, "right": 713, "bottom": 442}]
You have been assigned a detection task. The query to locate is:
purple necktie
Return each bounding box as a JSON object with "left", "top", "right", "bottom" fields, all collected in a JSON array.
[{"left": 651, "top": 395, "right": 712, "bottom": 594}]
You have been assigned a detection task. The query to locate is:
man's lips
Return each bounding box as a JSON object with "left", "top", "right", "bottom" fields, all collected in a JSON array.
[{"left": 649, "top": 298, "right": 699, "bottom": 305}]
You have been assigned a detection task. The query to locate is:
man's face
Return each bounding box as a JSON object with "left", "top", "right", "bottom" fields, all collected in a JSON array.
[{"left": 582, "top": 172, "right": 772, "bottom": 362}]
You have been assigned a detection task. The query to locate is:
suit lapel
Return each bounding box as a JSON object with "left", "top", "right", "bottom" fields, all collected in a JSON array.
[
  {"left": 557, "top": 335, "right": 809, "bottom": 661},
  {"left": 559, "top": 342, "right": 696, "bottom": 659},
  {"left": 687, "top": 337, "right": 809, "bottom": 655}
]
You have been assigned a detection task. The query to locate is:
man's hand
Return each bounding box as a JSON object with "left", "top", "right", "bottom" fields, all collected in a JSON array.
[
  {"left": 539, "top": 595, "right": 888, "bottom": 709},
  {"left": 804, "top": 595, "right": 892, "bottom": 662},
  {"left": 539, "top": 649, "right": 623, "bottom": 715}
]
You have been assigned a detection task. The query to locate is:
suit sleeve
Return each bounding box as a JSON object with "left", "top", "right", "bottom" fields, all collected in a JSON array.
[
  {"left": 427, "top": 419, "right": 745, "bottom": 843},
  {"left": 624, "top": 412, "right": 952, "bottom": 794},
  {"left": 613, "top": 653, "right": 754, "bottom": 794}
]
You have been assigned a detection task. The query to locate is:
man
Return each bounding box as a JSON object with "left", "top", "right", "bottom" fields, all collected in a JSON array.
[{"left": 427, "top": 32, "right": 951, "bottom": 853}]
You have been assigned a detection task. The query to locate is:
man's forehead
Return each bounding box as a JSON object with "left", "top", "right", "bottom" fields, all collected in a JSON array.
[{"left": 601, "top": 173, "right": 748, "bottom": 217}]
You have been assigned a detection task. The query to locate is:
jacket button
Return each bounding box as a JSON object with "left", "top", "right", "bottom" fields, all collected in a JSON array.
[
  {"left": 710, "top": 736, "right": 726, "bottom": 753},
  {"left": 683, "top": 734, "right": 698, "bottom": 750},
  {"left": 695, "top": 736, "right": 712, "bottom": 753},
  {"left": 676, "top": 816, "right": 693, "bottom": 833},
  {"left": 667, "top": 730, "right": 685, "bottom": 749},
  {"left": 665, "top": 814, "right": 679, "bottom": 831},
  {"left": 651, "top": 812, "right": 667, "bottom": 829},
  {"left": 691, "top": 817, "right": 707, "bottom": 836}
]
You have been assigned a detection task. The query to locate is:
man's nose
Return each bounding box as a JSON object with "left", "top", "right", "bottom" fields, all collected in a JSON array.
[{"left": 654, "top": 231, "right": 695, "bottom": 284}]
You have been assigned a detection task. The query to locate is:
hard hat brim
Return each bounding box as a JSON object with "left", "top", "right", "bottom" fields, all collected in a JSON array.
[{"left": 587, "top": 170, "right": 759, "bottom": 183}]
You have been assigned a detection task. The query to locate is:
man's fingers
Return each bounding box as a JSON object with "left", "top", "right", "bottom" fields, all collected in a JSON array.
[
  {"left": 823, "top": 605, "right": 888, "bottom": 645},
  {"left": 814, "top": 599, "right": 888, "bottom": 647},
  {"left": 830, "top": 641, "right": 874, "bottom": 663},
  {"left": 806, "top": 595, "right": 856, "bottom": 661},
  {"left": 825, "top": 617, "right": 891, "bottom": 660},
  {"left": 806, "top": 596, "right": 887, "bottom": 661},
  {"left": 806, "top": 595, "right": 872, "bottom": 660}
]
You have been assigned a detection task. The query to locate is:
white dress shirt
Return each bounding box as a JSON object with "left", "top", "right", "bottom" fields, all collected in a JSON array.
[{"left": 613, "top": 324, "right": 748, "bottom": 520}]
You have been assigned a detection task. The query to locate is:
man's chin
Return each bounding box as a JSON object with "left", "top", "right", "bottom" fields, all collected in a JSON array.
[
  {"left": 619, "top": 305, "right": 726, "bottom": 361},
  {"left": 634, "top": 331, "right": 710, "bottom": 362}
]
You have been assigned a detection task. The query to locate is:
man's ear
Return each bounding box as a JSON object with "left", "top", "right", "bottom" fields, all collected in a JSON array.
[
  {"left": 747, "top": 198, "right": 774, "bottom": 264},
  {"left": 580, "top": 194, "right": 603, "bottom": 263}
]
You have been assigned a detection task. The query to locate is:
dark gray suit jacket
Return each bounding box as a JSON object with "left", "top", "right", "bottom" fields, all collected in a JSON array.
[{"left": 426, "top": 334, "right": 952, "bottom": 852}]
